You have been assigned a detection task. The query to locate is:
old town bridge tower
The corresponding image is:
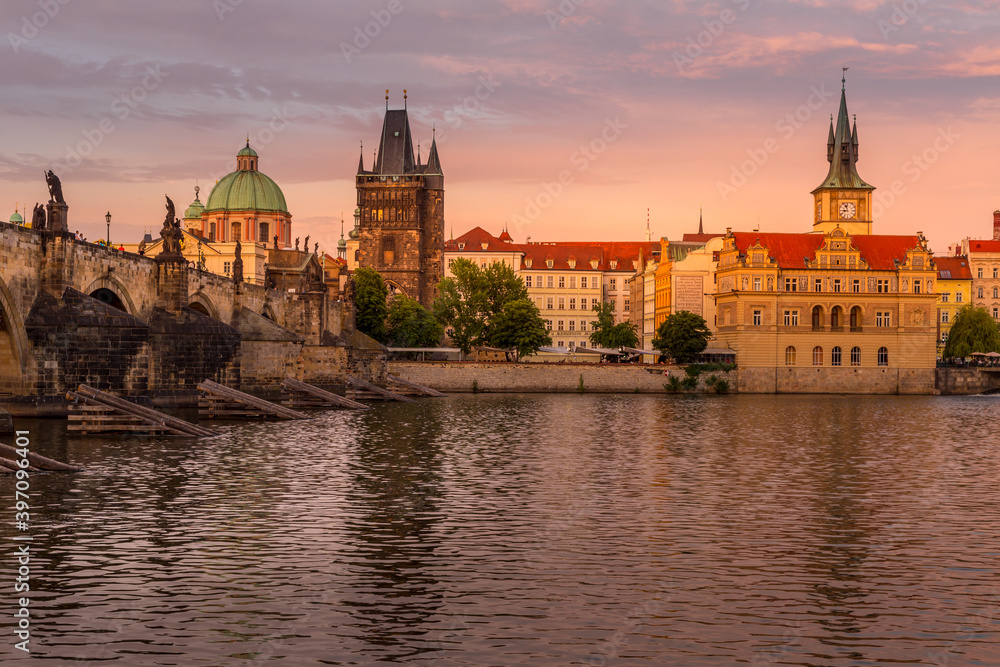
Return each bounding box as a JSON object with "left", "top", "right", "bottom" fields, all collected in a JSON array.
[{"left": 356, "top": 91, "right": 444, "bottom": 308}]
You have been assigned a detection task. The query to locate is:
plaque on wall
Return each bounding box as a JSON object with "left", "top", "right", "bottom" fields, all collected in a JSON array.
[{"left": 676, "top": 276, "right": 704, "bottom": 316}]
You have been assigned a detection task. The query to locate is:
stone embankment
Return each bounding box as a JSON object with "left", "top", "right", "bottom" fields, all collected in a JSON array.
[{"left": 389, "top": 362, "right": 738, "bottom": 394}]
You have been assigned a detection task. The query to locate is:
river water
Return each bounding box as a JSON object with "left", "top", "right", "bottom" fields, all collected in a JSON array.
[{"left": 2, "top": 394, "right": 999, "bottom": 665}]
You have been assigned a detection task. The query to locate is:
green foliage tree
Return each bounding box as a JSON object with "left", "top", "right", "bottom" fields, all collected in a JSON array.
[
  {"left": 386, "top": 296, "right": 443, "bottom": 348},
  {"left": 652, "top": 310, "right": 711, "bottom": 363},
  {"left": 489, "top": 298, "right": 551, "bottom": 360},
  {"left": 434, "top": 258, "right": 539, "bottom": 355},
  {"left": 944, "top": 305, "right": 1000, "bottom": 358},
  {"left": 353, "top": 267, "right": 388, "bottom": 343},
  {"left": 588, "top": 302, "right": 640, "bottom": 349}
]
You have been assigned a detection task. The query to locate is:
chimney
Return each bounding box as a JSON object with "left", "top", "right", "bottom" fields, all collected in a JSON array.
[{"left": 994, "top": 209, "right": 1000, "bottom": 241}]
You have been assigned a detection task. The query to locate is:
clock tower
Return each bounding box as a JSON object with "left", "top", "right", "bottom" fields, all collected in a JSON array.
[{"left": 811, "top": 76, "right": 874, "bottom": 236}]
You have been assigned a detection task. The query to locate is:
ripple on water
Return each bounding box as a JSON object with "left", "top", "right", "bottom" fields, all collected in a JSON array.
[{"left": 2, "top": 394, "right": 998, "bottom": 665}]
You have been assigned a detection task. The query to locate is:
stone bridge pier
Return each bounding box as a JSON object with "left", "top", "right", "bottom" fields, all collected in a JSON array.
[{"left": 0, "top": 222, "right": 385, "bottom": 415}]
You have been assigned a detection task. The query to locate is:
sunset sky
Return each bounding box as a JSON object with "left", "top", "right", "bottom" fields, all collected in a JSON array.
[{"left": 2, "top": 0, "right": 998, "bottom": 255}]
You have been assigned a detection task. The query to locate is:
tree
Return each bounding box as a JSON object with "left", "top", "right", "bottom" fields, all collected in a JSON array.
[
  {"left": 434, "top": 258, "right": 488, "bottom": 354},
  {"left": 433, "top": 258, "right": 532, "bottom": 354},
  {"left": 944, "top": 305, "right": 1000, "bottom": 358},
  {"left": 653, "top": 310, "right": 711, "bottom": 363},
  {"left": 489, "top": 299, "right": 551, "bottom": 360},
  {"left": 353, "top": 267, "right": 388, "bottom": 343},
  {"left": 589, "top": 302, "right": 639, "bottom": 349},
  {"left": 386, "top": 296, "right": 444, "bottom": 348}
]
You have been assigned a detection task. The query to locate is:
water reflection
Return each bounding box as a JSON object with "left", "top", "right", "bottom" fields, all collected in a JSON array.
[{"left": 1, "top": 394, "right": 998, "bottom": 665}]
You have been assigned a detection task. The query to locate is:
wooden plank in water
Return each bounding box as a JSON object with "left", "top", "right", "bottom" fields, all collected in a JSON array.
[
  {"left": 197, "top": 379, "right": 309, "bottom": 420},
  {"left": 0, "top": 442, "right": 82, "bottom": 472},
  {"left": 281, "top": 378, "right": 370, "bottom": 410},
  {"left": 387, "top": 374, "right": 448, "bottom": 397},
  {"left": 345, "top": 375, "right": 414, "bottom": 403},
  {"left": 73, "top": 385, "right": 217, "bottom": 437}
]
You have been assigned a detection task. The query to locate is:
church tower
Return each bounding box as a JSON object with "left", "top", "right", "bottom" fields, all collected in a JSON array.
[
  {"left": 356, "top": 90, "right": 445, "bottom": 308},
  {"left": 811, "top": 75, "right": 874, "bottom": 235}
]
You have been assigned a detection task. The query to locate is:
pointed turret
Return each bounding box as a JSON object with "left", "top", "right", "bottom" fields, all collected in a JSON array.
[
  {"left": 698, "top": 206, "right": 704, "bottom": 235},
  {"left": 357, "top": 143, "right": 365, "bottom": 175},
  {"left": 812, "top": 78, "right": 872, "bottom": 192},
  {"left": 827, "top": 116, "right": 835, "bottom": 163},
  {"left": 374, "top": 105, "right": 416, "bottom": 175},
  {"left": 424, "top": 134, "right": 442, "bottom": 175},
  {"left": 851, "top": 115, "right": 859, "bottom": 161}
]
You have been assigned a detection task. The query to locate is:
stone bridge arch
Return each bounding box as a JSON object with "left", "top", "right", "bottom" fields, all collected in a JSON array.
[
  {"left": 83, "top": 275, "right": 138, "bottom": 315},
  {"left": 0, "top": 272, "right": 28, "bottom": 393},
  {"left": 188, "top": 290, "right": 220, "bottom": 320}
]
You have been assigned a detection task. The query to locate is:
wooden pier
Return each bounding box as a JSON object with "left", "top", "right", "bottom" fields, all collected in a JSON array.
[
  {"left": 198, "top": 379, "right": 310, "bottom": 420},
  {"left": 387, "top": 374, "right": 447, "bottom": 398},
  {"left": 68, "top": 385, "right": 217, "bottom": 438},
  {"left": 345, "top": 375, "right": 414, "bottom": 403},
  {"left": 281, "top": 378, "right": 371, "bottom": 410}
]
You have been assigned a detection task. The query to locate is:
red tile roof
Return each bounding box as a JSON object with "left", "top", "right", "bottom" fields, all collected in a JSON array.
[
  {"left": 935, "top": 256, "right": 972, "bottom": 280},
  {"left": 967, "top": 239, "right": 1000, "bottom": 253},
  {"left": 730, "top": 232, "right": 922, "bottom": 271},
  {"left": 518, "top": 241, "right": 659, "bottom": 273},
  {"left": 445, "top": 226, "right": 516, "bottom": 252}
]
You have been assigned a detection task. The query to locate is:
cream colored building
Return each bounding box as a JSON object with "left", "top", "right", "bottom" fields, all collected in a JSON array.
[
  {"left": 670, "top": 236, "right": 724, "bottom": 334},
  {"left": 121, "top": 229, "right": 269, "bottom": 285}
]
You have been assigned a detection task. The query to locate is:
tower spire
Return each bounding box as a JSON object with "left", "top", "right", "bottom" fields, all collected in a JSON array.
[
  {"left": 357, "top": 141, "right": 365, "bottom": 174},
  {"left": 813, "top": 73, "right": 871, "bottom": 192},
  {"left": 698, "top": 206, "right": 704, "bottom": 235}
]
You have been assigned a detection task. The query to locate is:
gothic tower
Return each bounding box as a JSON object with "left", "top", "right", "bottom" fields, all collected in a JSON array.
[
  {"left": 356, "top": 91, "right": 444, "bottom": 308},
  {"left": 811, "top": 76, "right": 874, "bottom": 236}
]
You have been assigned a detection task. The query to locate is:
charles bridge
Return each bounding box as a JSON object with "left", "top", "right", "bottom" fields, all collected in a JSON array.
[{"left": 0, "top": 213, "right": 384, "bottom": 415}]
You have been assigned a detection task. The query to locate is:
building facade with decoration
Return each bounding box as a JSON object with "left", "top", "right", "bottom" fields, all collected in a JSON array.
[{"left": 713, "top": 81, "right": 939, "bottom": 394}]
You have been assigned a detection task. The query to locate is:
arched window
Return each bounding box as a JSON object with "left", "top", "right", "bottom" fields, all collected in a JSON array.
[
  {"left": 850, "top": 306, "right": 862, "bottom": 330},
  {"left": 831, "top": 306, "right": 842, "bottom": 329},
  {"left": 878, "top": 347, "right": 889, "bottom": 366},
  {"left": 231, "top": 221, "right": 241, "bottom": 242},
  {"left": 813, "top": 346, "right": 823, "bottom": 366},
  {"left": 832, "top": 346, "right": 842, "bottom": 366},
  {"left": 258, "top": 222, "right": 269, "bottom": 244},
  {"left": 994, "top": 287, "right": 999, "bottom": 299},
  {"left": 354, "top": 249, "right": 360, "bottom": 262},
  {"left": 785, "top": 346, "right": 796, "bottom": 366},
  {"left": 812, "top": 305, "right": 823, "bottom": 329},
  {"left": 209, "top": 222, "right": 216, "bottom": 242},
  {"left": 850, "top": 346, "right": 861, "bottom": 366},
  {"left": 979, "top": 287, "right": 984, "bottom": 299}
]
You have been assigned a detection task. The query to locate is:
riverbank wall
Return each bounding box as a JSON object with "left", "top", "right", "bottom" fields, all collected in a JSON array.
[
  {"left": 389, "top": 362, "right": 737, "bottom": 394},
  {"left": 391, "top": 362, "right": 1000, "bottom": 396}
]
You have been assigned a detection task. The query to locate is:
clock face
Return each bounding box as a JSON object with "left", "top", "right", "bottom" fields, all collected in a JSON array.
[{"left": 839, "top": 202, "right": 857, "bottom": 219}]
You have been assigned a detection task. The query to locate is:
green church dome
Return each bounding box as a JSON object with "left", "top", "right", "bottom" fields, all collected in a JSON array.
[
  {"left": 10, "top": 210, "right": 23, "bottom": 224},
  {"left": 206, "top": 171, "right": 287, "bottom": 213},
  {"left": 237, "top": 143, "right": 258, "bottom": 157}
]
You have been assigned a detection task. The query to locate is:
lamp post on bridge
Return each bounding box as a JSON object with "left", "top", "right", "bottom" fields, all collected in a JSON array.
[{"left": 105, "top": 211, "right": 111, "bottom": 249}]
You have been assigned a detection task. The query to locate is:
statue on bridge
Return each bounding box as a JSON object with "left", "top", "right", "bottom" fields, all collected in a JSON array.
[
  {"left": 45, "top": 170, "right": 65, "bottom": 204},
  {"left": 304, "top": 235, "right": 310, "bottom": 253},
  {"left": 31, "top": 203, "right": 46, "bottom": 231},
  {"left": 159, "top": 195, "right": 184, "bottom": 258},
  {"left": 295, "top": 237, "right": 300, "bottom": 251},
  {"left": 233, "top": 240, "right": 244, "bottom": 284}
]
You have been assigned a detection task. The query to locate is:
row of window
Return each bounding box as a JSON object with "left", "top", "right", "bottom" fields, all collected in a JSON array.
[
  {"left": 785, "top": 346, "right": 889, "bottom": 366},
  {"left": 942, "top": 307, "right": 1000, "bottom": 322},
  {"left": 752, "top": 306, "right": 892, "bottom": 328},
  {"left": 778, "top": 277, "right": 915, "bottom": 293},
  {"left": 976, "top": 267, "right": 1000, "bottom": 278},
  {"left": 526, "top": 275, "right": 600, "bottom": 289},
  {"left": 939, "top": 292, "right": 964, "bottom": 303},
  {"left": 976, "top": 287, "right": 1000, "bottom": 299},
  {"left": 546, "top": 320, "right": 596, "bottom": 332},
  {"left": 555, "top": 341, "right": 587, "bottom": 349},
  {"left": 541, "top": 297, "right": 628, "bottom": 311}
]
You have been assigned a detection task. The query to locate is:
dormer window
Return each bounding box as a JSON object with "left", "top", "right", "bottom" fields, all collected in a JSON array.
[
  {"left": 481, "top": 242, "right": 489, "bottom": 250},
  {"left": 458, "top": 242, "right": 465, "bottom": 250},
  {"left": 546, "top": 259, "right": 554, "bottom": 269},
  {"left": 610, "top": 260, "right": 617, "bottom": 270},
  {"left": 590, "top": 259, "right": 599, "bottom": 269},
  {"left": 568, "top": 257, "right": 576, "bottom": 269},
  {"left": 525, "top": 258, "right": 533, "bottom": 268}
]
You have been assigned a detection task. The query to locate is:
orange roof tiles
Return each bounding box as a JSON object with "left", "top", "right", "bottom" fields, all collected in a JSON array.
[
  {"left": 967, "top": 239, "right": 1000, "bottom": 253},
  {"left": 935, "top": 256, "right": 972, "bottom": 280},
  {"left": 730, "top": 231, "right": 922, "bottom": 271}
]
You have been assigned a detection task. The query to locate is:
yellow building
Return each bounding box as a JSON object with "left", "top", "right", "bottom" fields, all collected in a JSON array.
[
  {"left": 933, "top": 256, "right": 972, "bottom": 354},
  {"left": 713, "top": 80, "right": 939, "bottom": 394}
]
